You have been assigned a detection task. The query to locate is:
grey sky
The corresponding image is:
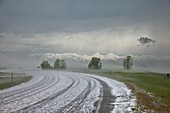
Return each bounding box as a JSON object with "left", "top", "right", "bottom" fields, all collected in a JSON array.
[{"left": 0, "top": 0, "right": 170, "bottom": 56}]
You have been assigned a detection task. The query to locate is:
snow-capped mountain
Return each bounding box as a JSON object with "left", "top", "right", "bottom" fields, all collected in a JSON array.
[
  {"left": 31, "top": 52, "right": 123, "bottom": 61},
  {"left": 31, "top": 52, "right": 170, "bottom": 61}
]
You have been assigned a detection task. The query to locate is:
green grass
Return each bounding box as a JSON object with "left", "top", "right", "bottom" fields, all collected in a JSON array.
[
  {"left": 0, "top": 73, "right": 32, "bottom": 90},
  {"left": 89, "top": 70, "right": 170, "bottom": 106}
]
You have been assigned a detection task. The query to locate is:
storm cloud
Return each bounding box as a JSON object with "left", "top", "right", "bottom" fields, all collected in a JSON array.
[
  {"left": 0, "top": 0, "right": 170, "bottom": 57},
  {"left": 0, "top": 0, "right": 170, "bottom": 33}
]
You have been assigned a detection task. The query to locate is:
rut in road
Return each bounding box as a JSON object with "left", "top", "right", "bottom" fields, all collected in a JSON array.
[
  {"left": 95, "top": 78, "right": 115, "bottom": 113},
  {"left": 57, "top": 80, "right": 92, "bottom": 113}
]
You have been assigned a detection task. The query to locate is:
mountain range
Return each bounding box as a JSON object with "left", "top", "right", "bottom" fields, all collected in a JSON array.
[
  {"left": 31, "top": 52, "right": 123, "bottom": 61},
  {"left": 31, "top": 52, "right": 170, "bottom": 61}
]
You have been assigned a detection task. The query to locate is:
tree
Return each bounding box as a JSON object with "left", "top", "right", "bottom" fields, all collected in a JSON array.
[
  {"left": 41, "top": 61, "right": 52, "bottom": 69},
  {"left": 54, "top": 58, "right": 60, "bottom": 69},
  {"left": 88, "top": 57, "right": 102, "bottom": 69},
  {"left": 40, "top": 59, "right": 67, "bottom": 70},
  {"left": 123, "top": 56, "right": 133, "bottom": 70},
  {"left": 60, "top": 60, "right": 66, "bottom": 69},
  {"left": 53, "top": 58, "right": 66, "bottom": 69}
]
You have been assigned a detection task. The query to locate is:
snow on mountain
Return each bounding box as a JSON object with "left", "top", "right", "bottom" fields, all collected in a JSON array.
[
  {"left": 31, "top": 52, "right": 170, "bottom": 61},
  {"left": 31, "top": 52, "right": 122, "bottom": 61},
  {"left": 92, "top": 52, "right": 121, "bottom": 60}
]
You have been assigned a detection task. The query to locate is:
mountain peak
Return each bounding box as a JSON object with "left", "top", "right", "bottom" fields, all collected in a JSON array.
[{"left": 92, "top": 52, "right": 121, "bottom": 60}]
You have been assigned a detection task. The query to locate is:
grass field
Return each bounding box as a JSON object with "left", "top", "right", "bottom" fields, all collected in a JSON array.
[
  {"left": 79, "top": 69, "right": 170, "bottom": 112},
  {"left": 0, "top": 72, "right": 32, "bottom": 90}
]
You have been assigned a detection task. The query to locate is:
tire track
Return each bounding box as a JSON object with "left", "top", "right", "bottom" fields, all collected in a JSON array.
[
  {"left": 0, "top": 75, "right": 48, "bottom": 98},
  {"left": 13, "top": 76, "right": 76, "bottom": 113},
  {"left": 1, "top": 75, "right": 59, "bottom": 106},
  {"left": 94, "top": 78, "right": 115, "bottom": 113},
  {"left": 57, "top": 78, "right": 92, "bottom": 113},
  {"left": 0, "top": 71, "right": 103, "bottom": 113},
  {"left": 71, "top": 78, "right": 99, "bottom": 113}
]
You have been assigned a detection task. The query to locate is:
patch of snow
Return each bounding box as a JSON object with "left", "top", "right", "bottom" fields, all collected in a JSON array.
[
  {"left": 0, "top": 71, "right": 102, "bottom": 113},
  {"left": 86, "top": 73, "right": 136, "bottom": 113}
]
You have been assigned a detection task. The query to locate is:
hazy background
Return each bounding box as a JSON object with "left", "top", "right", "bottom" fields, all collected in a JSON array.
[{"left": 0, "top": 0, "right": 170, "bottom": 71}]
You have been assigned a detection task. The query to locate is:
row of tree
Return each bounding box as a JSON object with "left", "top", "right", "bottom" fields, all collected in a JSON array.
[
  {"left": 40, "top": 56, "right": 133, "bottom": 70},
  {"left": 40, "top": 59, "right": 66, "bottom": 69},
  {"left": 88, "top": 56, "right": 133, "bottom": 70}
]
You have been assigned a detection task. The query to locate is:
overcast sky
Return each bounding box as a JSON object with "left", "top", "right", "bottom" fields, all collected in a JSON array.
[{"left": 0, "top": 0, "right": 170, "bottom": 56}]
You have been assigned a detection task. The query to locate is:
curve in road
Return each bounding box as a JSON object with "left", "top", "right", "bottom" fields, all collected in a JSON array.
[{"left": 0, "top": 70, "right": 135, "bottom": 113}]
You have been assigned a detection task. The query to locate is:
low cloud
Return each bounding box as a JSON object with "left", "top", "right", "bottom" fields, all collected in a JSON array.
[
  {"left": 138, "top": 37, "right": 155, "bottom": 47},
  {"left": 0, "top": 29, "right": 139, "bottom": 55}
]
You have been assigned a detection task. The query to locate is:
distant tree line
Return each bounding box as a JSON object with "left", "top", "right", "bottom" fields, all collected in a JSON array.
[
  {"left": 40, "top": 56, "right": 133, "bottom": 70},
  {"left": 40, "top": 58, "right": 66, "bottom": 69}
]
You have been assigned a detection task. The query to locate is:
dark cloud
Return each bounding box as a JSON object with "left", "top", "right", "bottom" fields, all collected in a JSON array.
[
  {"left": 0, "top": 0, "right": 170, "bottom": 33},
  {"left": 0, "top": 0, "right": 170, "bottom": 57},
  {"left": 138, "top": 37, "right": 155, "bottom": 47}
]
